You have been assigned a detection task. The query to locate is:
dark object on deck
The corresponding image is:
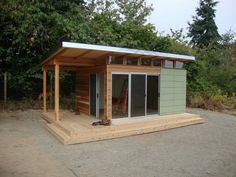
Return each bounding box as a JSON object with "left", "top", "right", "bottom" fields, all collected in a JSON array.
[{"left": 92, "top": 119, "right": 111, "bottom": 126}]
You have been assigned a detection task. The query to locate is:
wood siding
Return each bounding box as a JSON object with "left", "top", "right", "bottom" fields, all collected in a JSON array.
[
  {"left": 76, "top": 64, "right": 161, "bottom": 119},
  {"left": 76, "top": 66, "right": 106, "bottom": 116}
]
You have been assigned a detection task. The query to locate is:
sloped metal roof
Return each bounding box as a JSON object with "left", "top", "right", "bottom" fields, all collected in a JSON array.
[{"left": 42, "top": 42, "right": 195, "bottom": 65}]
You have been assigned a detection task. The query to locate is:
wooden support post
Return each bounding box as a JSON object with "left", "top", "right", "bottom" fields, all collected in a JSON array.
[
  {"left": 4, "top": 72, "right": 7, "bottom": 107},
  {"left": 104, "top": 66, "right": 111, "bottom": 120},
  {"left": 54, "top": 63, "right": 60, "bottom": 121},
  {"left": 49, "top": 72, "right": 53, "bottom": 109},
  {"left": 43, "top": 68, "right": 47, "bottom": 112},
  {"left": 137, "top": 58, "right": 141, "bottom": 65},
  {"left": 103, "top": 71, "right": 107, "bottom": 120},
  {"left": 150, "top": 60, "right": 154, "bottom": 66},
  {"left": 123, "top": 58, "right": 127, "bottom": 65}
]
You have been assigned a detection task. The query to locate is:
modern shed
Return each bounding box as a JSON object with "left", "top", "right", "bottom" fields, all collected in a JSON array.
[{"left": 42, "top": 42, "right": 204, "bottom": 144}]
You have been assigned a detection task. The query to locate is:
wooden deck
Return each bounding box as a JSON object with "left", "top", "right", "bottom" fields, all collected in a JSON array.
[{"left": 42, "top": 111, "right": 204, "bottom": 145}]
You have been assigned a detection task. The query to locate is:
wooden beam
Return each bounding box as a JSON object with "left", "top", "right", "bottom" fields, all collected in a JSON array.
[
  {"left": 117, "top": 53, "right": 131, "bottom": 58},
  {"left": 44, "top": 65, "right": 81, "bottom": 71},
  {"left": 55, "top": 61, "right": 95, "bottom": 67},
  {"left": 55, "top": 63, "right": 60, "bottom": 121},
  {"left": 56, "top": 56, "right": 99, "bottom": 62},
  {"left": 75, "top": 50, "right": 91, "bottom": 59},
  {"left": 42, "top": 48, "right": 67, "bottom": 66},
  {"left": 146, "top": 56, "right": 160, "bottom": 60},
  {"left": 123, "top": 58, "right": 127, "bottom": 65},
  {"left": 137, "top": 58, "right": 141, "bottom": 65},
  {"left": 43, "top": 68, "right": 47, "bottom": 112},
  {"left": 150, "top": 60, "right": 154, "bottom": 66},
  {"left": 104, "top": 66, "right": 111, "bottom": 120},
  {"left": 95, "top": 52, "right": 113, "bottom": 60}
]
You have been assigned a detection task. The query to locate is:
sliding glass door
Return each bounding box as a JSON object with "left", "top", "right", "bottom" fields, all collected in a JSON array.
[{"left": 112, "top": 73, "right": 159, "bottom": 119}]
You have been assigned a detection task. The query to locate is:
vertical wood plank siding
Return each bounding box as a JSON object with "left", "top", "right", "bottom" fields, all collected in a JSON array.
[
  {"left": 76, "top": 65, "right": 160, "bottom": 119},
  {"left": 76, "top": 66, "right": 106, "bottom": 116}
]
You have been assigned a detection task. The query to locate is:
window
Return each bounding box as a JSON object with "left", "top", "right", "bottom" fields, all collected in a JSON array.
[
  {"left": 141, "top": 59, "right": 151, "bottom": 66},
  {"left": 163, "top": 60, "right": 174, "bottom": 68},
  {"left": 153, "top": 59, "right": 161, "bottom": 66},
  {"left": 109, "top": 56, "right": 123, "bottom": 64},
  {"left": 175, "top": 61, "right": 184, "bottom": 69},
  {"left": 127, "top": 58, "right": 138, "bottom": 65}
]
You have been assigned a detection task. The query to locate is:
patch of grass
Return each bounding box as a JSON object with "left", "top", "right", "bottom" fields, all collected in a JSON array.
[
  {"left": 187, "top": 93, "right": 236, "bottom": 112},
  {"left": 0, "top": 99, "right": 41, "bottom": 111}
]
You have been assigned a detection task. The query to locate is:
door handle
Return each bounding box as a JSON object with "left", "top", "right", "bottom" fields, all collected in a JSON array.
[{"left": 97, "top": 93, "right": 99, "bottom": 98}]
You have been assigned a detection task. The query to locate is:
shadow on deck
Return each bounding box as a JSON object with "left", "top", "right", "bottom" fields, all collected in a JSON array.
[{"left": 41, "top": 111, "right": 204, "bottom": 145}]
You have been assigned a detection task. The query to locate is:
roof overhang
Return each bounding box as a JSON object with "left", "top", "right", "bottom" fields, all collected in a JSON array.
[{"left": 42, "top": 42, "right": 195, "bottom": 66}]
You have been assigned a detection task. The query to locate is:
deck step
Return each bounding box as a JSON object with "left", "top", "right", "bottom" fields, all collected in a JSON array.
[
  {"left": 67, "top": 116, "right": 204, "bottom": 144},
  {"left": 46, "top": 114, "right": 204, "bottom": 145},
  {"left": 41, "top": 113, "right": 53, "bottom": 123},
  {"left": 71, "top": 115, "right": 204, "bottom": 135},
  {"left": 113, "top": 115, "right": 203, "bottom": 128},
  {"left": 53, "top": 121, "right": 74, "bottom": 137},
  {"left": 47, "top": 123, "right": 71, "bottom": 144}
]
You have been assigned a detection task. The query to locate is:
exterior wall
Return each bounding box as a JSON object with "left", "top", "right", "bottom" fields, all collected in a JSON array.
[
  {"left": 159, "top": 68, "right": 186, "bottom": 115},
  {"left": 76, "top": 65, "right": 161, "bottom": 119},
  {"left": 76, "top": 65, "right": 187, "bottom": 118},
  {"left": 76, "top": 66, "right": 106, "bottom": 116},
  {"left": 107, "top": 65, "right": 160, "bottom": 119},
  {"left": 76, "top": 72, "right": 90, "bottom": 115}
]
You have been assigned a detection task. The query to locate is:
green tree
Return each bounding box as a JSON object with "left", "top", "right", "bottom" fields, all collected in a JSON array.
[
  {"left": 188, "top": 0, "right": 221, "bottom": 48},
  {"left": 0, "top": 0, "right": 86, "bottom": 98},
  {"left": 83, "top": 0, "right": 157, "bottom": 49},
  {"left": 0, "top": 0, "right": 158, "bottom": 99},
  {"left": 115, "top": 0, "right": 153, "bottom": 25}
]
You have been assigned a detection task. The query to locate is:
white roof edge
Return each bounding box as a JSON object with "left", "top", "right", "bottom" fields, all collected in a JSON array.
[{"left": 62, "top": 42, "right": 195, "bottom": 61}]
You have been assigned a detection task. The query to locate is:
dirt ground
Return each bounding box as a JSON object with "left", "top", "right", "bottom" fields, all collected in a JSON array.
[{"left": 0, "top": 109, "right": 236, "bottom": 177}]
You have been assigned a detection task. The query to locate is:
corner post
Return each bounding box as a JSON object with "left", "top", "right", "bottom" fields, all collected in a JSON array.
[
  {"left": 43, "top": 67, "right": 47, "bottom": 112},
  {"left": 55, "top": 63, "right": 60, "bottom": 121},
  {"left": 104, "top": 65, "right": 111, "bottom": 120}
]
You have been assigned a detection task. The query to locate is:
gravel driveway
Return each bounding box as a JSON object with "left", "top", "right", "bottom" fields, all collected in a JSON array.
[{"left": 0, "top": 108, "right": 236, "bottom": 177}]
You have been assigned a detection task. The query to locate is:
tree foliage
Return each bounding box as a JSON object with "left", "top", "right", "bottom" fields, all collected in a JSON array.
[
  {"left": 186, "top": 0, "right": 236, "bottom": 105},
  {"left": 188, "top": 0, "right": 221, "bottom": 48},
  {"left": 0, "top": 0, "right": 235, "bottom": 110},
  {"left": 0, "top": 0, "right": 87, "bottom": 98},
  {"left": 0, "top": 0, "right": 158, "bottom": 99}
]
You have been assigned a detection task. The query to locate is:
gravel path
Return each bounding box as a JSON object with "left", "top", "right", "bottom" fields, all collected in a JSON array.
[{"left": 0, "top": 109, "right": 236, "bottom": 177}]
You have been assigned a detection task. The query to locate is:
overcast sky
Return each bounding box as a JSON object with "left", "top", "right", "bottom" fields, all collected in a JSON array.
[{"left": 146, "top": 0, "right": 236, "bottom": 36}]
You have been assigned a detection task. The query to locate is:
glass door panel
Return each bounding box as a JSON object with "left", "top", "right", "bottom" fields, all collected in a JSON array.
[
  {"left": 147, "top": 75, "right": 159, "bottom": 115},
  {"left": 112, "top": 74, "right": 129, "bottom": 118},
  {"left": 131, "top": 74, "right": 146, "bottom": 117}
]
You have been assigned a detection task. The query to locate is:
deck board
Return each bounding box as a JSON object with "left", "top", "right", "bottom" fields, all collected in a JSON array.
[{"left": 42, "top": 111, "right": 204, "bottom": 144}]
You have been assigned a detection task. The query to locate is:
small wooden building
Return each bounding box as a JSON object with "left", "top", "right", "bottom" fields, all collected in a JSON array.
[{"left": 42, "top": 42, "right": 203, "bottom": 144}]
